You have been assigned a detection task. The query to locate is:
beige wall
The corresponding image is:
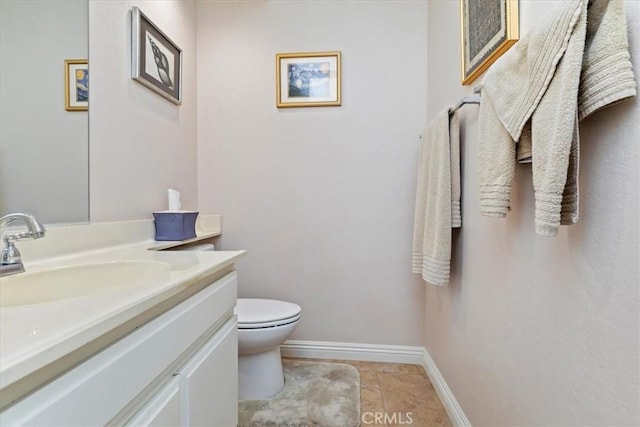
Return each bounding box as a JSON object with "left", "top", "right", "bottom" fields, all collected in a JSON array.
[
  {"left": 196, "top": 1, "right": 428, "bottom": 346},
  {"left": 426, "top": 1, "right": 640, "bottom": 425},
  {"left": 88, "top": 0, "right": 198, "bottom": 222}
]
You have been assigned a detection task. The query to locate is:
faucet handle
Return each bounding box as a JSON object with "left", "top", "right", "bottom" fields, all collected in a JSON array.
[
  {"left": 0, "top": 212, "right": 45, "bottom": 273},
  {"left": 4, "top": 231, "right": 42, "bottom": 241},
  {"left": 25, "top": 214, "right": 46, "bottom": 238},
  {"left": 1, "top": 239, "right": 22, "bottom": 266},
  {"left": 0, "top": 212, "right": 46, "bottom": 239}
]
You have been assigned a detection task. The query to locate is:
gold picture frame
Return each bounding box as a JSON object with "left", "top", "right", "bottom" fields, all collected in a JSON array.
[
  {"left": 460, "top": 0, "right": 519, "bottom": 85},
  {"left": 276, "top": 51, "right": 341, "bottom": 108},
  {"left": 64, "top": 59, "right": 88, "bottom": 111}
]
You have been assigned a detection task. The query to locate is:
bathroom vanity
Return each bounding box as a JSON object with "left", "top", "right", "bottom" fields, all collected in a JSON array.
[{"left": 0, "top": 222, "right": 244, "bottom": 426}]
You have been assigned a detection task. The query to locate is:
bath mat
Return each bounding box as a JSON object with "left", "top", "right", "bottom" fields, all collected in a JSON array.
[{"left": 238, "top": 359, "right": 361, "bottom": 427}]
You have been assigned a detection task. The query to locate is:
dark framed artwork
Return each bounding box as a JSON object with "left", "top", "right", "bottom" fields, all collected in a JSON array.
[
  {"left": 276, "top": 52, "right": 341, "bottom": 108},
  {"left": 131, "top": 7, "right": 182, "bottom": 104},
  {"left": 460, "top": 0, "right": 519, "bottom": 85},
  {"left": 65, "top": 59, "right": 88, "bottom": 111}
]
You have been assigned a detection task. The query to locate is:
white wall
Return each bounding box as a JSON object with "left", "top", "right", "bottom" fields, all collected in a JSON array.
[
  {"left": 0, "top": 0, "right": 88, "bottom": 224},
  {"left": 197, "top": 1, "right": 428, "bottom": 346},
  {"left": 88, "top": 0, "right": 198, "bottom": 222},
  {"left": 426, "top": 1, "right": 640, "bottom": 425}
]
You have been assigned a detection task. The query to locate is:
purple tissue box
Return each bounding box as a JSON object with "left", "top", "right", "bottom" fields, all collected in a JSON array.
[{"left": 153, "top": 211, "right": 198, "bottom": 241}]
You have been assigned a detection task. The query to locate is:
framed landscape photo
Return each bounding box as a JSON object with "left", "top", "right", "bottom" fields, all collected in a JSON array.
[
  {"left": 131, "top": 6, "right": 182, "bottom": 104},
  {"left": 460, "top": 0, "right": 519, "bottom": 85},
  {"left": 65, "top": 59, "right": 88, "bottom": 111},
  {"left": 276, "top": 51, "right": 341, "bottom": 108}
]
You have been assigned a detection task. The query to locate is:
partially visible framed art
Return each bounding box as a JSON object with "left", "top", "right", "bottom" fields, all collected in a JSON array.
[
  {"left": 131, "top": 6, "right": 182, "bottom": 104},
  {"left": 460, "top": 0, "right": 519, "bottom": 85},
  {"left": 65, "top": 59, "right": 88, "bottom": 111},
  {"left": 276, "top": 51, "right": 341, "bottom": 108}
]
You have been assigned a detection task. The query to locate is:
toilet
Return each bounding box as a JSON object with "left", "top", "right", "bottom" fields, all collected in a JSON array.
[{"left": 235, "top": 298, "right": 302, "bottom": 400}]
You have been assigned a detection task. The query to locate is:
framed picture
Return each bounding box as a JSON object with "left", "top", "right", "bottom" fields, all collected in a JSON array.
[
  {"left": 65, "top": 59, "right": 88, "bottom": 111},
  {"left": 460, "top": 0, "right": 519, "bottom": 85},
  {"left": 131, "top": 7, "right": 182, "bottom": 104},
  {"left": 276, "top": 51, "right": 341, "bottom": 108}
]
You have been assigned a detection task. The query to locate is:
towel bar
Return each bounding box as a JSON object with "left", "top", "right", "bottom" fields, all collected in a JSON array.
[
  {"left": 419, "top": 87, "right": 481, "bottom": 139},
  {"left": 450, "top": 93, "right": 481, "bottom": 113},
  {"left": 450, "top": 86, "right": 482, "bottom": 114}
]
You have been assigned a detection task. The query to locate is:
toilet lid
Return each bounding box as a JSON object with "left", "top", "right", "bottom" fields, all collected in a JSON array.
[{"left": 236, "top": 298, "right": 301, "bottom": 326}]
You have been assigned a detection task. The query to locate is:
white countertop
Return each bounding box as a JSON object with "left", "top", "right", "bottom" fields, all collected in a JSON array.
[
  {"left": 146, "top": 231, "right": 221, "bottom": 251},
  {"left": 0, "top": 242, "right": 245, "bottom": 394}
]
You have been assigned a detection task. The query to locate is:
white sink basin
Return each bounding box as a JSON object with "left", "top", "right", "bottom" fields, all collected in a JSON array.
[{"left": 0, "top": 261, "right": 171, "bottom": 308}]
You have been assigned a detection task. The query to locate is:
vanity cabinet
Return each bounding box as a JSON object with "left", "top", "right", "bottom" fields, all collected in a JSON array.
[
  {"left": 0, "top": 271, "right": 238, "bottom": 427},
  {"left": 126, "top": 318, "right": 237, "bottom": 427},
  {"left": 125, "top": 377, "right": 181, "bottom": 426},
  {"left": 178, "top": 319, "right": 237, "bottom": 426}
]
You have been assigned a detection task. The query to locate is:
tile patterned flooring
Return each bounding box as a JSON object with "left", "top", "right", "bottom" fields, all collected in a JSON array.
[{"left": 284, "top": 358, "right": 452, "bottom": 427}]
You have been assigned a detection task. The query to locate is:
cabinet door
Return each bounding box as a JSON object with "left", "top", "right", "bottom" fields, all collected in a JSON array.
[
  {"left": 0, "top": 272, "right": 238, "bottom": 427},
  {"left": 179, "top": 319, "right": 237, "bottom": 427},
  {"left": 125, "top": 377, "right": 181, "bottom": 427}
]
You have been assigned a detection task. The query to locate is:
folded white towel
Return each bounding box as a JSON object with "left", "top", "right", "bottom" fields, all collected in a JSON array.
[
  {"left": 579, "top": 0, "right": 637, "bottom": 120},
  {"left": 478, "top": 0, "right": 636, "bottom": 236},
  {"left": 450, "top": 112, "right": 462, "bottom": 228},
  {"left": 412, "top": 109, "right": 461, "bottom": 286},
  {"left": 478, "top": 93, "right": 516, "bottom": 218}
]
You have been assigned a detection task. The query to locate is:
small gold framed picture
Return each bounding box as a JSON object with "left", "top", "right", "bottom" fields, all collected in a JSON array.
[
  {"left": 65, "top": 59, "right": 88, "bottom": 111},
  {"left": 460, "top": 0, "right": 518, "bottom": 85},
  {"left": 276, "top": 51, "right": 341, "bottom": 108}
]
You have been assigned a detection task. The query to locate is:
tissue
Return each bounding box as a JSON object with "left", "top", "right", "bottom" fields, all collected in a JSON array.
[
  {"left": 168, "top": 188, "right": 182, "bottom": 211},
  {"left": 153, "top": 188, "right": 198, "bottom": 241}
]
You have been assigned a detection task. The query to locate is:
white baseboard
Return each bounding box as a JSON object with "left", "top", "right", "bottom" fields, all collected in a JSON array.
[
  {"left": 281, "top": 340, "right": 470, "bottom": 427},
  {"left": 280, "top": 340, "right": 425, "bottom": 365},
  {"left": 422, "top": 348, "right": 471, "bottom": 427}
]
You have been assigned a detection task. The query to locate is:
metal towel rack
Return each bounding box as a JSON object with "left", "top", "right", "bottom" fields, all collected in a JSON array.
[
  {"left": 419, "top": 87, "right": 481, "bottom": 139},
  {"left": 450, "top": 86, "right": 482, "bottom": 114}
]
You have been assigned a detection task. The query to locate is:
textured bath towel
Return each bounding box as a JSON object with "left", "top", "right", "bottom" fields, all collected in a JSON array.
[
  {"left": 450, "top": 112, "right": 462, "bottom": 228},
  {"left": 478, "top": 0, "right": 636, "bottom": 236},
  {"left": 412, "top": 109, "right": 461, "bottom": 286}
]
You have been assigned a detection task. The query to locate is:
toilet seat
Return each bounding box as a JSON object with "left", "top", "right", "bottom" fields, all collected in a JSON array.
[{"left": 236, "top": 298, "right": 301, "bottom": 329}]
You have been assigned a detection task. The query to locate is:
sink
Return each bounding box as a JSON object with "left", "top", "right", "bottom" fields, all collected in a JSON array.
[{"left": 0, "top": 261, "right": 171, "bottom": 308}]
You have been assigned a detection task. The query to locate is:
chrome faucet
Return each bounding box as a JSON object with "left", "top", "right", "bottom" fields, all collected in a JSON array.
[{"left": 0, "top": 212, "right": 46, "bottom": 277}]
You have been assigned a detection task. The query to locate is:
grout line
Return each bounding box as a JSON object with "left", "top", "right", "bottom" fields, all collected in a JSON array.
[{"left": 376, "top": 371, "right": 390, "bottom": 427}]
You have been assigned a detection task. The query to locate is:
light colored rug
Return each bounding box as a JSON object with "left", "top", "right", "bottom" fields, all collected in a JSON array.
[{"left": 238, "top": 359, "right": 361, "bottom": 427}]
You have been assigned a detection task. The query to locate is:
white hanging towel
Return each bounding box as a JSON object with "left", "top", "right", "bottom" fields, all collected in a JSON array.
[
  {"left": 412, "top": 109, "right": 461, "bottom": 286},
  {"left": 478, "top": 0, "right": 636, "bottom": 236}
]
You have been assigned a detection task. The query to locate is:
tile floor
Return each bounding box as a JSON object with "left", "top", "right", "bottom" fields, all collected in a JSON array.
[{"left": 285, "top": 358, "right": 452, "bottom": 427}]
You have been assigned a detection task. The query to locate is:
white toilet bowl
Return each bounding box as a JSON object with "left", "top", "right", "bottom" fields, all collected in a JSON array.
[{"left": 236, "top": 298, "right": 301, "bottom": 400}]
